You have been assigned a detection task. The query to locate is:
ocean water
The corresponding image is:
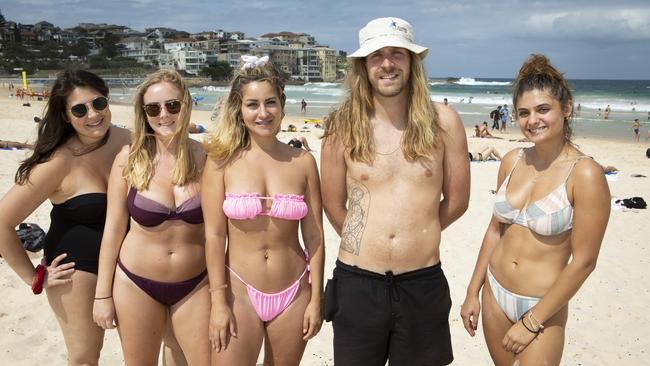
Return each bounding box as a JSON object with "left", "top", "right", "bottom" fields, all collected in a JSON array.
[{"left": 114, "top": 77, "right": 650, "bottom": 142}]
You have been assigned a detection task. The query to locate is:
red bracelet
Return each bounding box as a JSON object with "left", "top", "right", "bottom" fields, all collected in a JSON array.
[{"left": 32, "top": 264, "right": 46, "bottom": 295}]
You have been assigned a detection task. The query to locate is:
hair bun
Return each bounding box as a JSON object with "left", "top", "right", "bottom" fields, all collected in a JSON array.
[{"left": 516, "top": 54, "right": 564, "bottom": 83}]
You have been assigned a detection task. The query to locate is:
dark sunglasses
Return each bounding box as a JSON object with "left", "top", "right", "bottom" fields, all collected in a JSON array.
[
  {"left": 143, "top": 100, "right": 182, "bottom": 117},
  {"left": 69, "top": 96, "right": 109, "bottom": 118}
]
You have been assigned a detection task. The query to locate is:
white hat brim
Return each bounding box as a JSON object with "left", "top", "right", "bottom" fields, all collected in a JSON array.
[{"left": 348, "top": 35, "right": 428, "bottom": 59}]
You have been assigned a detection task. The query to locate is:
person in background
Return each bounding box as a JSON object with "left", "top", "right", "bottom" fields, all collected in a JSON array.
[
  {"left": 469, "top": 147, "right": 502, "bottom": 162},
  {"left": 301, "top": 98, "right": 308, "bottom": 113},
  {"left": 500, "top": 104, "right": 509, "bottom": 133},
  {"left": 491, "top": 105, "right": 502, "bottom": 130},
  {"left": 288, "top": 136, "right": 313, "bottom": 151},
  {"left": 632, "top": 118, "right": 641, "bottom": 143},
  {"left": 0, "top": 139, "right": 34, "bottom": 149}
]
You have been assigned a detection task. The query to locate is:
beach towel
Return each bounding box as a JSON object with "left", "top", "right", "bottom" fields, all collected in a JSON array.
[
  {"left": 615, "top": 197, "right": 647, "bottom": 209},
  {"left": 605, "top": 172, "right": 619, "bottom": 182},
  {"left": 16, "top": 223, "right": 46, "bottom": 252}
]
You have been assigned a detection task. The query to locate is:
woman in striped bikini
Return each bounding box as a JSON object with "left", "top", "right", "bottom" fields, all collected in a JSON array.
[{"left": 460, "top": 54, "right": 610, "bottom": 366}]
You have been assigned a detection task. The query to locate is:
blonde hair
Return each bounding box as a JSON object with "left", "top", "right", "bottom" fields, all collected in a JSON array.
[
  {"left": 124, "top": 69, "right": 197, "bottom": 190},
  {"left": 512, "top": 54, "right": 575, "bottom": 145},
  {"left": 204, "top": 60, "right": 286, "bottom": 164},
  {"left": 323, "top": 52, "right": 441, "bottom": 163}
]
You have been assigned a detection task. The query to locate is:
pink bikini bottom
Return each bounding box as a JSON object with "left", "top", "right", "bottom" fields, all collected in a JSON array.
[{"left": 227, "top": 250, "right": 310, "bottom": 322}]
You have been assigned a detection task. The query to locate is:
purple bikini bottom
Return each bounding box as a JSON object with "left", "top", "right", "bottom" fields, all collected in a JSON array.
[{"left": 118, "top": 259, "right": 207, "bottom": 306}]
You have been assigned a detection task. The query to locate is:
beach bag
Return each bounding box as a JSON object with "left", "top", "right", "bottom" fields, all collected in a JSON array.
[
  {"left": 16, "top": 223, "right": 46, "bottom": 252},
  {"left": 616, "top": 197, "right": 647, "bottom": 209}
]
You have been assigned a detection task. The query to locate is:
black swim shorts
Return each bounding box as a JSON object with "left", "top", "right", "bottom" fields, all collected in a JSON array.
[{"left": 324, "top": 260, "right": 453, "bottom": 366}]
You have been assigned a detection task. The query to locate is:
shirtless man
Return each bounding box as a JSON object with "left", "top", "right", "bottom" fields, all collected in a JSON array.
[{"left": 321, "top": 17, "right": 470, "bottom": 366}]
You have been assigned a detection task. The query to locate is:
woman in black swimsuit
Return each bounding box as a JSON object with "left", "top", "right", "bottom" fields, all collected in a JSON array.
[{"left": 0, "top": 70, "right": 130, "bottom": 364}]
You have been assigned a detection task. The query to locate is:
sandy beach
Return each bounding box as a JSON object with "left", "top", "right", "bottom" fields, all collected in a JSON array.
[{"left": 1, "top": 93, "right": 649, "bottom": 365}]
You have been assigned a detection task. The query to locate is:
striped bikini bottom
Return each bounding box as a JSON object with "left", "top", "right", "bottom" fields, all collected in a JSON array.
[{"left": 487, "top": 266, "right": 540, "bottom": 323}]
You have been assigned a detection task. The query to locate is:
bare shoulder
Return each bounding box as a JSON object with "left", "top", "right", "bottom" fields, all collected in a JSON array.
[
  {"left": 571, "top": 156, "right": 605, "bottom": 182},
  {"left": 189, "top": 138, "right": 207, "bottom": 167},
  {"left": 113, "top": 144, "right": 131, "bottom": 166},
  {"left": 206, "top": 149, "right": 240, "bottom": 173},
  {"left": 433, "top": 101, "right": 463, "bottom": 131},
  {"left": 31, "top": 147, "right": 73, "bottom": 180},
  {"left": 321, "top": 130, "right": 343, "bottom": 149},
  {"left": 110, "top": 125, "right": 132, "bottom": 146},
  {"left": 297, "top": 148, "right": 318, "bottom": 170},
  {"left": 499, "top": 148, "right": 524, "bottom": 174}
]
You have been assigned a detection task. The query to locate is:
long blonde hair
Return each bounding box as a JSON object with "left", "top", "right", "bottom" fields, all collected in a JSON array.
[
  {"left": 124, "top": 69, "right": 197, "bottom": 190},
  {"left": 204, "top": 60, "right": 286, "bottom": 165},
  {"left": 323, "top": 52, "right": 441, "bottom": 163}
]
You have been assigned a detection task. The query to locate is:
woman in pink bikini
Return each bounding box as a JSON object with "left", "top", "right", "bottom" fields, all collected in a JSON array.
[
  {"left": 460, "top": 54, "right": 610, "bottom": 365},
  {"left": 202, "top": 55, "right": 324, "bottom": 365},
  {"left": 93, "top": 69, "right": 211, "bottom": 365}
]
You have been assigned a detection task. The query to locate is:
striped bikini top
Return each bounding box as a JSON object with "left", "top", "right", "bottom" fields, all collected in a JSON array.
[{"left": 493, "top": 149, "right": 590, "bottom": 236}]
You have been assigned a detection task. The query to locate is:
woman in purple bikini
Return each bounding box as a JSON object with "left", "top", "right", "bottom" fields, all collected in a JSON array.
[
  {"left": 93, "top": 69, "right": 210, "bottom": 365},
  {"left": 202, "top": 55, "right": 324, "bottom": 365}
]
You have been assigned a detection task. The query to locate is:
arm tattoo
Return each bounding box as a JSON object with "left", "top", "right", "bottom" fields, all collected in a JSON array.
[{"left": 340, "top": 179, "right": 370, "bottom": 255}]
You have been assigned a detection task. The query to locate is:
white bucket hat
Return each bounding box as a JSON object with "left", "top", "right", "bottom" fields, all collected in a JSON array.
[{"left": 348, "top": 17, "right": 428, "bottom": 59}]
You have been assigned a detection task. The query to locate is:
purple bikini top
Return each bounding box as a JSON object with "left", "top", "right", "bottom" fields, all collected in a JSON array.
[
  {"left": 222, "top": 192, "right": 308, "bottom": 221},
  {"left": 127, "top": 187, "right": 203, "bottom": 227}
]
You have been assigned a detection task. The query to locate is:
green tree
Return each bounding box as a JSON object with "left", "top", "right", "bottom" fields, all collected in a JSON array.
[
  {"left": 38, "top": 41, "right": 61, "bottom": 59},
  {"left": 100, "top": 33, "right": 120, "bottom": 58},
  {"left": 65, "top": 40, "right": 90, "bottom": 58},
  {"left": 278, "top": 69, "right": 291, "bottom": 81},
  {"left": 3, "top": 42, "right": 34, "bottom": 60},
  {"left": 88, "top": 55, "right": 109, "bottom": 69},
  {"left": 199, "top": 60, "right": 233, "bottom": 81}
]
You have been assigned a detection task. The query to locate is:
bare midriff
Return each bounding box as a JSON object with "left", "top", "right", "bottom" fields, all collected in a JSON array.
[
  {"left": 226, "top": 218, "right": 308, "bottom": 293},
  {"left": 489, "top": 224, "right": 572, "bottom": 297},
  {"left": 119, "top": 219, "right": 206, "bottom": 282},
  {"left": 338, "top": 151, "right": 444, "bottom": 274}
]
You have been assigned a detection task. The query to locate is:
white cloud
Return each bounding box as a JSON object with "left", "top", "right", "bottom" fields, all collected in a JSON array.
[
  {"left": 518, "top": 9, "right": 650, "bottom": 41},
  {"left": 15, "top": 0, "right": 82, "bottom": 5}
]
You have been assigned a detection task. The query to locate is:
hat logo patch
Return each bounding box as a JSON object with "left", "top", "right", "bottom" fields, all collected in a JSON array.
[{"left": 389, "top": 19, "right": 408, "bottom": 34}]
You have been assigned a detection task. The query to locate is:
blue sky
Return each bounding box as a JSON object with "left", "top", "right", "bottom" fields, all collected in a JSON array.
[{"left": 3, "top": 0, "right": 650, "bottom": 79}]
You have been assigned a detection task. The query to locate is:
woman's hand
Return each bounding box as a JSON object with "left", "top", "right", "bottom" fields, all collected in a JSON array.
[
  {"left": 302, "top": 299, "right": 322, "bottom": 340},
  {"left": 460, "top": 293, "right": 481, "bottom": 336},
  {"left": 43, "top": 253, "right": 75, "bottom": 289},
  {"left": 93, "top": 296, "right": 117, "bottom": 329},
  {"left": 210, "top": 303, "right": 237, "bottom": 352},
  {"left": 502, "top": 319, "right": 538, "bottom": 354}
]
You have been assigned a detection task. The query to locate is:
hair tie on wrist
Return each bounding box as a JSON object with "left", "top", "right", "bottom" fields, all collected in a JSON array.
[
  {"left": 520, "top": 318, "right": 539, "bottom": 334},
  {"left": 528, "top": 310, "right": 544, "bottom": 330},
  {"left": 209, "top": 284, "right": 228, "bottom": 292},
  {"left": 31, "top": 264, "right": 46, "bottom": 295}
]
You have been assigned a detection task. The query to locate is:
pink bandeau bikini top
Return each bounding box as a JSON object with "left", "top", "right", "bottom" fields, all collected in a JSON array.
[{"left": 223, "top": 192, "right": 308, "bottom": 220}]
